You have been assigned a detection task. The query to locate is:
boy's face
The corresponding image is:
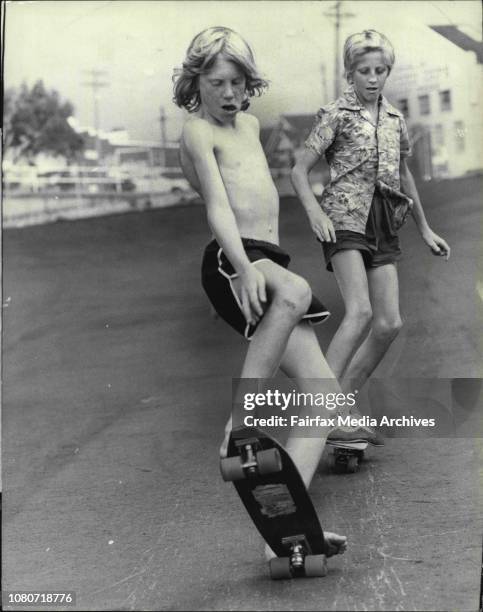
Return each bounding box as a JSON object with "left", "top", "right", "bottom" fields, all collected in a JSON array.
[
  {"left": 198, "top": 55, "right": 246, "bottom": 124},
  {"left": 350, "top": 51, "right": 389, "bottom": 105}
]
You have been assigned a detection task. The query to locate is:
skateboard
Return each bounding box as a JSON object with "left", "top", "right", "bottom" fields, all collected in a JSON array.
[
  {"left": 326, "top": 440, "right": 368, "bottom": 473},
  {"left": 220, "top": 426, "right": 329, "bottom": 580}
]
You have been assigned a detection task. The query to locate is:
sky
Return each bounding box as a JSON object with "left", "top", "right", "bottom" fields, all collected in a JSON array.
[{"left": 4, "top": 1, "right": 482, "bottom": 142}]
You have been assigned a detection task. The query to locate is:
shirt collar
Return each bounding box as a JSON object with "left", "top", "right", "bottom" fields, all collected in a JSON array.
[
  {"left": 338, "top": 85, "right": 401, "bottom": 117},
  {"left": 337, "top": 85, "right": 363, "bottom": 111}
]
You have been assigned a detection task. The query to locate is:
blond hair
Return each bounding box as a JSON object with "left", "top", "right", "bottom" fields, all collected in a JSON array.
[
  {"left": 343, "top": 30, "right": 395, "bottom": 80},
  {"left": 173, "top": 27, "right": 268, "bottom": 113}
]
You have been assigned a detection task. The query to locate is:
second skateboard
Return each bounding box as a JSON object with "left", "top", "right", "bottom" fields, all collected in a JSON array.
[{"left": 326, "top": 440, "right": 368, "bottom": 473}]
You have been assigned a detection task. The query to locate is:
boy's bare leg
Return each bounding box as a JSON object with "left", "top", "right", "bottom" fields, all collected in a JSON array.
[
  {"left": 341, "top": 263, "right": 402, "bottom": 390},
  {"left": 222, "top": 319, "right": 348, "bottom": 559},
  {"left": 239, "top": 269, "right": 313, "bottom": 379},
  {"left": 220, "top": 261, "right": 312, "bottom": 456},
  {"left": 326, "top": 250, "right": 373, "bottom": 380},
  {"left": 221, "top": 322, "right": 348, "bottom": 475},
  {"left": 266, "top": 321, "right": 347, "bottom": 559},
  {"left": 280, "top": 322, "right": 340, "bottom": 487}
]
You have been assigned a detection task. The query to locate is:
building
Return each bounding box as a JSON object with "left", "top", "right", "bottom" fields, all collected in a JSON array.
[
  {"left": 259, "top": 115, "right": 326, "bottom": 196},
  {"left": 3, "top": 120, "right": 193, "bottom": 199},
  {"left": 68, "top": 122, "right": 182, "bottom": 177},
  {"left": 385, "top": 25, "right": 483, "bottom": 179},
  {"left": 260, "top": 115, "right": 317, "bottom": 167},
  {"left": 260, "top": 120, "right": 296, "bottom": 169},
  {"left": 259, "top": 24, "right": 482, "bottom": 182}
]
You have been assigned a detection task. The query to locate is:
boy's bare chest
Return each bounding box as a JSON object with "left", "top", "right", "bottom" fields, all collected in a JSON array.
[{"left": 214, "top": 131, "right": 266, "bottom": 172}]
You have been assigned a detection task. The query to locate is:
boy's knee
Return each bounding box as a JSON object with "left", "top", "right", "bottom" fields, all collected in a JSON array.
[
  {"left": 346, "top": 304, "right": 373, "bottom": 331},
  {"left": 272, "top": 275, "right": 312, "bottom": 319},
  {"left": 373, "top": 316, "right": 403, "bottom": 342}
]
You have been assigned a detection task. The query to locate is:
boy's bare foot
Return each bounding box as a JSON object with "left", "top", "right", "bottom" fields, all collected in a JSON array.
[
  {"left": 324, "top": 531, "right": 348, "bottom": 556},
  {"left": 264, "top": 532, "right": 347, "bottom": 561}
]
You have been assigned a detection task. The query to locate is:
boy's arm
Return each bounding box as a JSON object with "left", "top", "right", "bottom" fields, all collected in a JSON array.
[
  {"left": 183, "top": 119, "right": 266, "bottom": 323},
  {"left": 291, "top": 148, "right": 336, "bottom": 242},
  {"left": 399, "top": 159, "right": 450, "bottom": 259}
]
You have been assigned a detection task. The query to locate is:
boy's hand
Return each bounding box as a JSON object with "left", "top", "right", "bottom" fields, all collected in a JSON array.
[
  {"left": 422, "top": 228, "right": 451, "bottom": 260},
  {"left": 239, "top": 265, "right": 267, "bottom": 326},
  {"left": 308, "top": 208, "right": 336, "bottom": 243}
]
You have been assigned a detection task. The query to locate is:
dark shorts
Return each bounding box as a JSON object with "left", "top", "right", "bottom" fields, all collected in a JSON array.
[
  {"left": 323, "top": 188, "right": 402, "bottom": 272},
  {"left": 201, "top": 238, "right": 330, "bottom": 340}
]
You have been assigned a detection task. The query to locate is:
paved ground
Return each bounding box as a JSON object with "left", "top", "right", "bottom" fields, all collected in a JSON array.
[{"left": 3, "top": 176, "right": 482, "bottom": 611}]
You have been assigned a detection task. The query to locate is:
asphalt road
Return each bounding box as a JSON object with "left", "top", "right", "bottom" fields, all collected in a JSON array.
[{"left": 3, "top": 176, "right": 482, "bottom": 611}]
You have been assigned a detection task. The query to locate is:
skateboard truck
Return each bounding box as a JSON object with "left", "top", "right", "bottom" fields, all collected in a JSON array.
[
  {"left": 269, "top": 535, "right": 327, "bottom": 579},
  {"left": 283, "top": 535, "right": 309, "bottom": 574},
  {"left": 239, "top": 441, "right": 258, "bottom": 476},
  {"left": 220, "top": 437, "right": 282, "bottom": 481}
]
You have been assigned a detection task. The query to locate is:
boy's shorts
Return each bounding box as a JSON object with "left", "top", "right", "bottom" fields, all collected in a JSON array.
[
  {"left": 322, "top": 187, "right": 402, "bottom": 272},
  {"left": 201, "top": 238, "right": 330, "bottom": 340}
]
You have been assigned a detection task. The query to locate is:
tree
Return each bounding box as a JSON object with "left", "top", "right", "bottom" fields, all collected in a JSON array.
[{"left": 4, "top": 80, "right": 84, "bottom": 162}]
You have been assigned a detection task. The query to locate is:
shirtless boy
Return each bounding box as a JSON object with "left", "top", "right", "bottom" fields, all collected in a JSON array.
[{"left": 173, "top": 26, "right": 352, "bottom": 557}]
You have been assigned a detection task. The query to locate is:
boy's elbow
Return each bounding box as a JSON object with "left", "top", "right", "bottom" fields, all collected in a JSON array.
[{"left": 206, "top": 199, "right": 229, "bottom": 225}]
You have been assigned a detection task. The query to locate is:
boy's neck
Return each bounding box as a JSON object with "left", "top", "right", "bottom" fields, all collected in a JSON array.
[
  {"left": 199, "top": 107, "right": 238, "bottom": 128},
  {"left": 363, "top": 100, "right": 379, "bottom": 114},
  {"left": 353, "top": 90, "right": 380, "bottom": 117}
]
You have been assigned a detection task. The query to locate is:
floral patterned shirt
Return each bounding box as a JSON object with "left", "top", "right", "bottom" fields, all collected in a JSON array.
[{"left": 305, "top": 85, "right": 412, "bottom": 233}]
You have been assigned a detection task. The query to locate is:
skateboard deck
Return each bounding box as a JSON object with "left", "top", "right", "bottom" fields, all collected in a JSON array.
[
  {"left": 220, "top": 426, "right": 329, "bottom": 579},
  {"left": 326, "top": 439, "right": 368, "bottom": 473}
]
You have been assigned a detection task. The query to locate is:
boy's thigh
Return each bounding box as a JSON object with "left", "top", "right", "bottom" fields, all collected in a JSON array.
[
  {"left": 331, "top": 249, "right": 370, "bottom": 305},
  {"left": 231, "top": 259, "right": 309, "bottom": 304},
  {"left": 367, "top": 263, "right": 400, "bottom": 317}
]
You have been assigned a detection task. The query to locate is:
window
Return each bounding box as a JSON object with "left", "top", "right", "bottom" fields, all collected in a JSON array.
[
  {"left": 440, "top": 90, "right": 452, "bottom": 112},
  {"left": 433, "top": 124, "right": 444, "bottom": 147},
  {"left": 398, "top": 98, "right": 410, "bottom": 118},
  {"left": 454, "top": 121, "right": 465, "bottom": 152},
  {"left": 418, "top": 94, "right": 431, "bottom": 116}
]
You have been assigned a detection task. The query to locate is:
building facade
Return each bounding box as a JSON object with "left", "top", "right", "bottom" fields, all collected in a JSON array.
[{"left": 385, "top": 25, "right": 483, "bottom": 180}]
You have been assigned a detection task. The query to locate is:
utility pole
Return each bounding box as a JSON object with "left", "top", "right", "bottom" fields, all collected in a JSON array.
[
  {"left": 82, "top": 69, "right": 109, "bottom": 163},
  {"left": 323, "top": 1, "right": 355, "bottom": 98},
  {"left": 321, "top": 63, "right": 328, "bottom": 104},
  {"left": 159, "top": 105, "right": 167, "bottom": 169}
]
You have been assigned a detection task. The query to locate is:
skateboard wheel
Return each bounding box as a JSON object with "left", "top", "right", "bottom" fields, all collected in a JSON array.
[
  {"left": 220, "top": 456, "right": 245, "bottom": 481},
  {"left": 269, "top": 557, "right": 292, "bottom": 580},
  {"left": 304, "top": 554, "right": 328, "bottom": 577},
  {"left": 257, "top": 448, "right": 282, "bottom": 475},
  {"left": 346, "top": 456, "right": 358, "bottom": 473}
]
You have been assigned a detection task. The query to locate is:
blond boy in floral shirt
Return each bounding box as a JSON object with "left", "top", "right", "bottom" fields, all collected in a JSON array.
[{"left": 292, "top": 30, "right": 450, "bottom": 439}]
